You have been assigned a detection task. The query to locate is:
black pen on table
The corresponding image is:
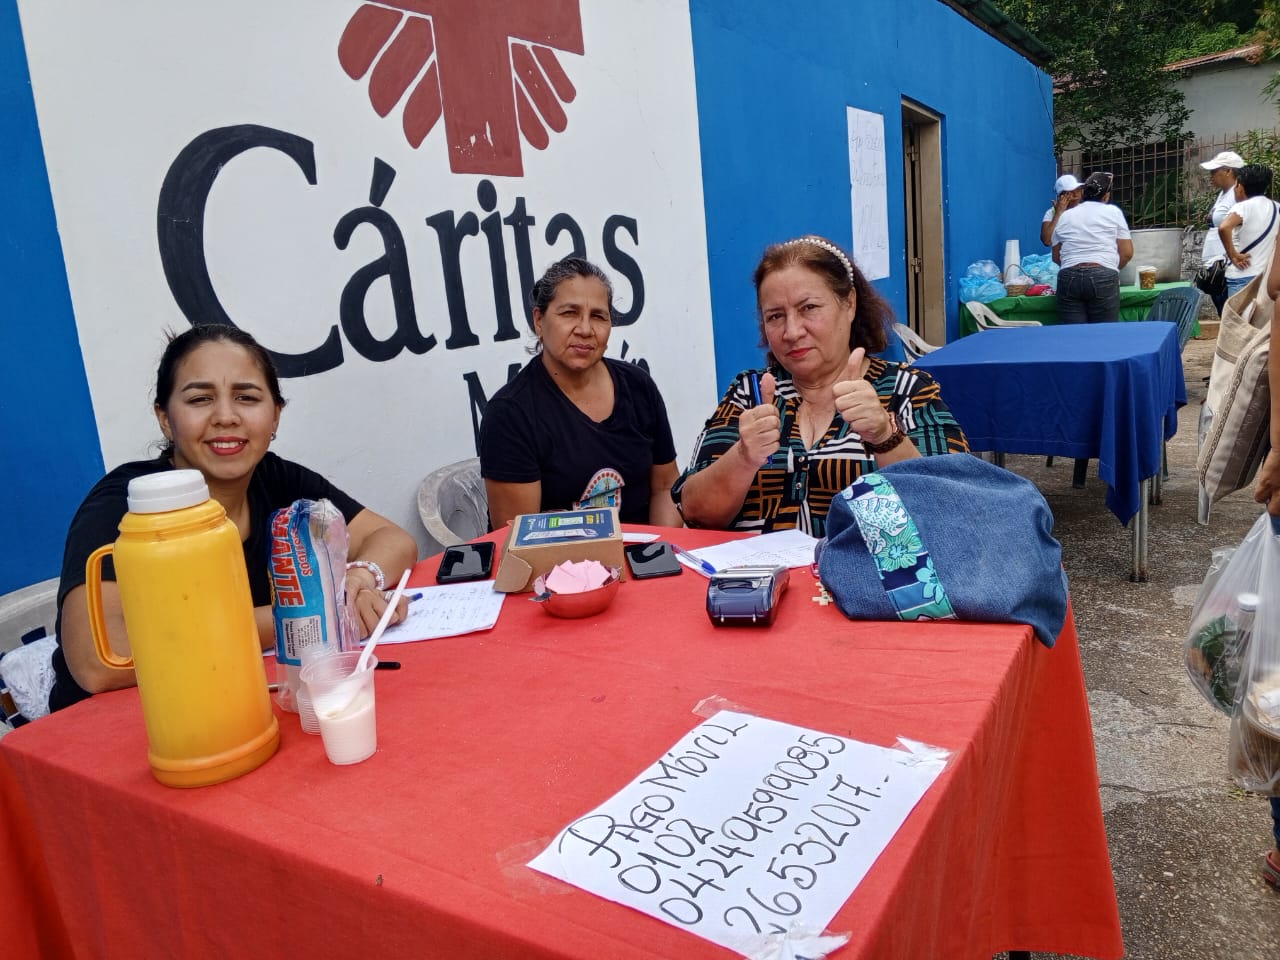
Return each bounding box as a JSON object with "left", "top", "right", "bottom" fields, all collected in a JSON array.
[{"left": 369, "top": 590, "right": 418, "bottom": 670}]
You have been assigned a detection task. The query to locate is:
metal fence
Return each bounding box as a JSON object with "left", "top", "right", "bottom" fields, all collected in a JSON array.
[{"left": 1059, "top": 128, "right": 1280, "bottom": 229}]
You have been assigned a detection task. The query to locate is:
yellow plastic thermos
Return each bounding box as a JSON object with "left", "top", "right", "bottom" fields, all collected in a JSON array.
[{"left": 85, "top": 470, "right": 279, "bottom": 787}]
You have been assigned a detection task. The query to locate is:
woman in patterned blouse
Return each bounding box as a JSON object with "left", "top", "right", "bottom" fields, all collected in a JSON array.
[{"left": 672, "top": 235, "right": 969, "bottom": 535}]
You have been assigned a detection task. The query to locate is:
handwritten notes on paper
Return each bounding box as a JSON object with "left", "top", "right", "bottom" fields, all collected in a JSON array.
[
  {"left": 528, "top": 710, "right": 946, "bottom": 956},
  {"left": 373, "top": 581, "right": 504, "bottom": 644},
  {"left": 847, "top": 106, "right": 890, "bottom": 281}
]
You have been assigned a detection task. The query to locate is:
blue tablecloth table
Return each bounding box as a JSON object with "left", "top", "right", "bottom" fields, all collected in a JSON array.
[{"left": 915, "top": 322, "right": 1187, "bottom": 580}]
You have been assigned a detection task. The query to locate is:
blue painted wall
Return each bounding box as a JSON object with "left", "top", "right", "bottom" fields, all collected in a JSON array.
[
  {"left": 1, "top": 0, "right": 102, "bottom": 595},
  {"left": 689, "top": 0, "right": 1056, "bottom": 385}
]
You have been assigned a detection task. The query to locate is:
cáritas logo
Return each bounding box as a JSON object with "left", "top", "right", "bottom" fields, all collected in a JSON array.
[{"left": 338, "top": 0, "right": 584, "bottom": 176}]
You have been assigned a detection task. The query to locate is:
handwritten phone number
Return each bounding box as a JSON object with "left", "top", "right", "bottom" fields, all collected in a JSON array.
[{"left": 556, "top": 731, "right": 889, "bottom": 934}]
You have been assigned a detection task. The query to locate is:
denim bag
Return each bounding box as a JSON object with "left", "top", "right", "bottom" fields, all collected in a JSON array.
[{"left": 814, "top": 453, "right": 1068, "bottom": 647}]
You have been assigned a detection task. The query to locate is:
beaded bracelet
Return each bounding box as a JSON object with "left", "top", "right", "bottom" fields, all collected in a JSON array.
[
  {"left": 863, "top": 412, "right": 907, "bottom": 455},
  {"left": 346, "top": 559, "right": 386, "bottom": 592}
]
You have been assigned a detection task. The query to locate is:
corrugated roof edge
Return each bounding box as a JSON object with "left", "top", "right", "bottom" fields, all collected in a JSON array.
[
  {"left": 937, "top": 0, "right": 1052, "bottom": 67},
  {"left": 1163, "top": 43, "right": 1265, "bottom": 73}
]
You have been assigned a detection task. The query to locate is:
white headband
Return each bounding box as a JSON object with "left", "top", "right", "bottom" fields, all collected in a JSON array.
[{"left": 781, "top": 237, "right": 856, "bottom": 286}]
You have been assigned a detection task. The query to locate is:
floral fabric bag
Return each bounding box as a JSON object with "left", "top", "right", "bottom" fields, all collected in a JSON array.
[{"left": 814, "top": 453, "right": 1068, "bottom": 647}]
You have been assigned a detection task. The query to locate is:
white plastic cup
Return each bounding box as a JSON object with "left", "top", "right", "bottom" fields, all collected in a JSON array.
[
  {"left": 1003, "top": 239, "right": 1021, "bottom": 279},
  {"left": 1138, "top": 265, "right": 1157, "bottom": 290},
  {"left": 295, "top": 686, "right": 321, "bottom": 735},
  {"left": 300, "top": 651, "right": 377, "bottom": 765}
]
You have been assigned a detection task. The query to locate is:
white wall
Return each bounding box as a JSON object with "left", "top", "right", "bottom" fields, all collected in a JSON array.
[
  {"left": 16, "top": 0, "right": 719, "bottom": 558},
  {"left": 1175, "top": 61, "right": 1277, "bottom": 138}
]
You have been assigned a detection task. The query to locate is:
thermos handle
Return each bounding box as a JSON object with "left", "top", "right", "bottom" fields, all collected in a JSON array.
[{"left": 86, "top": 544, "right": 134, "bottom": 669}]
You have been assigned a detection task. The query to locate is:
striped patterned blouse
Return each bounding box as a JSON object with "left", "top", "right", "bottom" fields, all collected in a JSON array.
[{"left": 672, "top": 358, "right": 969, "bottom": 536}]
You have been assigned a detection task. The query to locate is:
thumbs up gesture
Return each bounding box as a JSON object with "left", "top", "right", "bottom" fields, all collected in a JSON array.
[
  {"left": 737, "top": 372, "right": 781, "bottom": 466},
  {"left": 833, "top": 348, "right": 893, "bottom": 443}
]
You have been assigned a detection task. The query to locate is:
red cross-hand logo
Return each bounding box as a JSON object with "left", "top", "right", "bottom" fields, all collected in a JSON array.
[{"left": 338, "top": 0, "right": 584, "bottom": 177}]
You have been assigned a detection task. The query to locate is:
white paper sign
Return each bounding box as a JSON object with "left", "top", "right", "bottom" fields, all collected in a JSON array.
[
  {"left": 529, "top": 710, "right": 946, "bottom": 956},
  {"left": 847, "top": 107, "right": 890, "bottom": 281}
]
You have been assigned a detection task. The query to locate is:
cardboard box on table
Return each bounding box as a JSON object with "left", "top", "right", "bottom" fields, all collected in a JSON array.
[{"left": 493, "top": 508, "right": 626, "bottom": 593}]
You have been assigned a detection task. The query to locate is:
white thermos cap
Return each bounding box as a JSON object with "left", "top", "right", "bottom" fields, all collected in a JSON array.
[{"left": 127, "top": 469, "right": 210, "bottom": 514}]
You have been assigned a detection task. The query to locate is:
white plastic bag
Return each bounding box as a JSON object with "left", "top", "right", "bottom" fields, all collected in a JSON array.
[
  {"left": 1185, "top": 514, "right": 1269, "bottom": 714},
  {"left": 1225, "top": 514, "right": 1280, "bottom": 794},
  {"left": 268, "top": 499, "right": 355, "bottom": 713}
]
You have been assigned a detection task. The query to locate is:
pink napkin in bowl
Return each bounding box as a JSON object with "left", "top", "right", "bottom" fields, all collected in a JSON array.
[{"left": 545, "top": 559, "right": 612, "bottom": 594}]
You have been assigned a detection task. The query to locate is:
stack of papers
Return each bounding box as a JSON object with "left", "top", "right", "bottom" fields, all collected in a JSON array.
[{"left": 675, "top": 529, "right": 819, "bottom": 576}]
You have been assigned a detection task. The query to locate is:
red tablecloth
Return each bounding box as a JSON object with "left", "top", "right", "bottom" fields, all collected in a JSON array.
[{"left": 0, "top": 526, "right": 1122, "bottom": 959}]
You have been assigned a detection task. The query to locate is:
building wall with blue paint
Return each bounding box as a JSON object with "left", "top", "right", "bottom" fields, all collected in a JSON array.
[
  {"left": 0, "top": 0, "right": 1053, "bottom": 597},
  {"left": 1, "top": 0, "right": 103, "bottom": 596},
  {"left": 690, "top": 0, "right": 1055, "bottom": 381}
]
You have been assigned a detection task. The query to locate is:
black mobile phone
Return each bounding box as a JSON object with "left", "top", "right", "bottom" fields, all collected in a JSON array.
[
  {"left": 624, "top": 541, "right": 683, "bottom": 579},
  {"left": 436, "top": 542, "right": 495, "bottom": 584}
]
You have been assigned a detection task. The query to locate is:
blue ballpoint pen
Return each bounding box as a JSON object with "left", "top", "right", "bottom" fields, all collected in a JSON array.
[{"left": 671, "top": 544, "right": 716, "bottom": 576}]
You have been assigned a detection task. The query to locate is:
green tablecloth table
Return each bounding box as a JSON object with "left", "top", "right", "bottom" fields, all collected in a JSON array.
[{"left": 959, "top": 281, "right": 1198, "bottom": 336}]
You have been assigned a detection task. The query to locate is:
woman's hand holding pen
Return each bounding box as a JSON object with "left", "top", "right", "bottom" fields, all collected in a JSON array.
[
  {"left": 736, "top": 372, "right": 781, "bottom": 467},
  {"left": 346, "top": 570, "right": 410, "bottom": 639}
]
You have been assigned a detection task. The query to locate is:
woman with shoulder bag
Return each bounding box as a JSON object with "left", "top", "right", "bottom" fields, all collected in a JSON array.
[
  {"left": 1219, "top": 164, "right": 1278, "bottom": 299},
  {"left": 1196, "top": 152, "right": 1242, "bottom": 316}
]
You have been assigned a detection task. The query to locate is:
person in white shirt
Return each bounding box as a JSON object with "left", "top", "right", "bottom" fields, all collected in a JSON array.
[
  {"left": 1051, "top": 172, "right": 1134, "bottom": 323},
  {"left": 1198, "top": 151, "right": 1243, "bottom": 315},
  {"left": 1219, "top": 164, "right": 1278, "bottom": 298},
  {"left": 1040, "top": 174, "right": 1083, "bottom": 246}
]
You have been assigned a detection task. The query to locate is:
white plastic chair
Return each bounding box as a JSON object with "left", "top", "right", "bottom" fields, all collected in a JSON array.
[
  {"left": 416, "top": 458, "right": 488, "bottom": 550},
  {"left": 966, "top": 301, "right": 1043, "bottom": 330},
  {"left": 1, "top": 577, "right": 59, "bottom": 724},
  {"left": 0, "top": 578, "right": 58, "bottom": 657},
  {"left": 891, "top": 322, "right": 940, "bottom": 362}
]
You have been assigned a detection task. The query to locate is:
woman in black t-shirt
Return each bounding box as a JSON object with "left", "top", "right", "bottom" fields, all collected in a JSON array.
[
  {"left": 479, "top": 257, "right": 682, "bottom": 528},
  {"left": 49, "top": 325, "right": 417, "bottom": 712}
]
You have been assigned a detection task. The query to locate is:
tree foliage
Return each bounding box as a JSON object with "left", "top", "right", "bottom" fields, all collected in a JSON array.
[
  {"left": 990, "top": 0, "right": 1230, "bottom": 153},
  {"left": 1164, "top": 21, "right": 1248, "bottom": 63}
]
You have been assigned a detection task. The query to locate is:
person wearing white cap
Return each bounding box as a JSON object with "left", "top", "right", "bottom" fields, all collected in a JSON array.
[
  {"left": 1051, "top": 172, "right": 1133, "bottom": 324},
  {"left": 1219, "top": 164, "right": 1278, "bottom": 299},
  {"left": 1199, "top": 150, "right": 1245, "bottom": 315},
  {"left": 1040, "top": 173, "right": 1084, "bottom": 246}
]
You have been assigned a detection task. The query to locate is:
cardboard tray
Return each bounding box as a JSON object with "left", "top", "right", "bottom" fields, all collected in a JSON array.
[{"left": 493, "top": 508, "right": 626, "bottom": 593}]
